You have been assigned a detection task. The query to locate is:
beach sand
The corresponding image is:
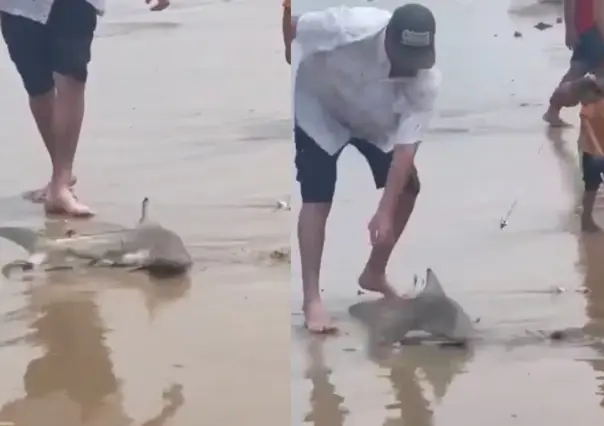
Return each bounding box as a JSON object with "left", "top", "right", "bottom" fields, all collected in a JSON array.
[
  {"left": 0, "top": 0, "right": 290, "bottom": 425},
  {"left": 291, "top": 0, "right": 604, "bottom": 425}
]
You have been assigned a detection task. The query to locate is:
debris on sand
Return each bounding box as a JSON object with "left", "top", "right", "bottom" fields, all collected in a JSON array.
[
  {"left": 549, "top": 330, "right": 565, "bottom": 340},
  {"left": 513, "top": 31, "right": 522, "bottom": 38},
  {"left": 556, "top": 17, "right": 562, "bottom": 24},
  {"left": 534, "top": 21, "right": 553, "bottom": 31},
  {"left": 275, "top": 200, "right": 291, "bottom": 211},
  {"left": 269, "top": 247, "right": 290, "bottom": 263}
]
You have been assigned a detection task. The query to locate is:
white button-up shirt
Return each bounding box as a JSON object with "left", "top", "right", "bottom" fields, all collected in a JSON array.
[
  {"left": 293, "top": 6, "right": 440, "bottom": 155},
  {"left": 0, "top": 0, "right": 105, "bottom": 24}
]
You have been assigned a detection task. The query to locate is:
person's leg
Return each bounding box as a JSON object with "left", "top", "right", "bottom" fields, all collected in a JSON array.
[
  {"left": 581, "top": 152, "right": 601, "bottom": 232},
  {"left": 352, "top": 139, "right": 420, "bottom": 297},
  {"left": 545, "top": 27, "right": 601, "bottom": 127},
  {"left": 295, "top": 126, "right": 340, "bottom": 333},
  {"left": 543, "top": 60, "right": 587, "bottom": 127},
  {"left": 44, "top": 0, "right": 97, "bottom": 216},
  {"left": 0, "top": 13, "right": 58, "bottom": 201}
]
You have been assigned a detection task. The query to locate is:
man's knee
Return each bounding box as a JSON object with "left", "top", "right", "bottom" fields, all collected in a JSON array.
[
  {"left": 52, "top": 38, "right": 93, "bottom": 85},
  {"left": 300, "top": 181, "right": 337, "bottom": 204}
]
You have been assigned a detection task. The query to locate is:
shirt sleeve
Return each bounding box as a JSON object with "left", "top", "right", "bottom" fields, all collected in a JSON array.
[
  {"left": 294, "top": 8, "right": 345, "bottom": 54},
  {"left": 390, "top": 69, "right": 441, "bottom": 146}
]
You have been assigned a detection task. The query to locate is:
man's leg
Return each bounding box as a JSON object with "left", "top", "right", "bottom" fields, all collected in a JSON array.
[
  {"left": 544, "top": 29, "right": 596, "bottom": 127},
  {"left": 44, "top": 0, "right": 97, "bottom": 216},
  {"left": 352, "top": 139, "right": 420, "bottom": 297},
  {"left": 0, "top": 13, "right": 58, "bottom": 201},
  {"left": 543, "top": 60, "right": 588, "bottom": 127},
  {"left": 295, "top": 126, "right": 340, "bottom": 333}
]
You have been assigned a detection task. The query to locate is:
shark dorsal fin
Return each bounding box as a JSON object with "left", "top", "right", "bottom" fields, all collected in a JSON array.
[
  {"left": 139, "top": 197, "right": 150, "bottom": 225},
  {"left": 423, "top": 268, "right": 446, "bottom": 296}
]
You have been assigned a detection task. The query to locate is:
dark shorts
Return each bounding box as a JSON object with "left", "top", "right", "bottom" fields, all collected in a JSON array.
[
  {"left": 582, "top": 151, "right": 604, "bottom": 191},
  {"left": 294, "top": 125, "right": 421, "bottom": 203},
  {"left": 571, "top": 26, "right": 604, "bottom": 71},
  {"left": 0, "top": 0, "right": 97, "bottom": 97}
]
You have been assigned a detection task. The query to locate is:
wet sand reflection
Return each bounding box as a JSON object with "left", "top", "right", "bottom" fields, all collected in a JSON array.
[
  {"left": 0, "top": 220, "right": 188, "bottom": 426},
  {"left": 546, "top": 126, "right": 604, "bottom": 410},
  {"left": 303, "top": 337, "right": 348, "bottom": 426}
]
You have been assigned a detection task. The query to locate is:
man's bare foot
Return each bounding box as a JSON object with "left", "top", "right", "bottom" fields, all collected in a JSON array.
[
  {"left": 543, "top": 109, "right": 571, "bottom": 128},
  {"left": 45, "top": 187, "right": 94, "bottom": 218},
  {"left": 582, "top": 217, "right": 601, "bottom": 233},
  {"left": 303, "top": 300, "right": 338, "bottom": 334},
  {"left": 358, "top": 268, "right": 399, "bottom": 299},
  {"left": 23, "top": 176, "right": 78, "bottom": 203}
]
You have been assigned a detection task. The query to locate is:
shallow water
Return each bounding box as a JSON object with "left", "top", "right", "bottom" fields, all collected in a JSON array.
[
  {"left": 291, "top": 0, "right": 604, "bottom": 425},
  {"left": 0, "top": 0, "right": 289, "bottom": 425}
]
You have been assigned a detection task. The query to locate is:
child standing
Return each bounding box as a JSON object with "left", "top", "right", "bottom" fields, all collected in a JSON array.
[{"left": 553, "top": 74, "right": 604, "bottom": 231}]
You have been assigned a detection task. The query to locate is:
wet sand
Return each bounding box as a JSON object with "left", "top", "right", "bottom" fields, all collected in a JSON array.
[
  {"left": 292, "top": 0, "right": 604, "bottom": 425},
  {"left": 0, "top": 0, "right": 289, "bottom": 425}
]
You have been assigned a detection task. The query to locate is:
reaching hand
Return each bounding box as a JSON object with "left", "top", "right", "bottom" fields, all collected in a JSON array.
[
  {"left": 145, "top": 0, "right": 170, "bottom": 11},
  {"left": 368, "top": 209, "right": 395, "bottom": 246}
]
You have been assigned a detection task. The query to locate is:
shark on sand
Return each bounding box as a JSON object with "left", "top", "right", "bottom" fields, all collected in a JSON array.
[
  {"left": 349, "top": 268, "right": 475, "bottom": 347},
  {"left": 0, "top": 197, "right": 193, "bottom": 278}
]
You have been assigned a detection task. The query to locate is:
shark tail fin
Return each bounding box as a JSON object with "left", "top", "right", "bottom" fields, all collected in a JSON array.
[
  {"left": 422, "top": 268, "right": 446, "bottom": 296},
  {"left": 0, "top": 227, "right": 44, "bottom": 253}
]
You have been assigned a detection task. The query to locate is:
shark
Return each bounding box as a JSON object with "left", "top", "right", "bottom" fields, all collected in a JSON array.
[
  {"left": 349, "top": 268, "right": 475, "bottom": 346},
  {"left": 349, "top": 269, "right": 596, "bottom": 351},
  {"left": 0, "top": 197, "right": 193, "bottom": 278}
]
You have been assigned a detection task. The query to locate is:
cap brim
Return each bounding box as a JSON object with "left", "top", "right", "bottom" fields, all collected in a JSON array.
[{"left": 396, "top": 46, "right": 435, "bottom": 70}]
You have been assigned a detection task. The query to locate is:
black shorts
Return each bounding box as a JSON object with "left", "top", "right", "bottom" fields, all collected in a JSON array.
[
  {"left": 582, "top": 151, "right": 604, "bottom": 191},
  {"left": 294, "top": 125, "right": 420, "bottom": 203},
  {"left": 571, "top": 26, "right": 604, "bottom": 71},
  {"left": 0, "top": 0, "right": 97, "bottom": 97}
]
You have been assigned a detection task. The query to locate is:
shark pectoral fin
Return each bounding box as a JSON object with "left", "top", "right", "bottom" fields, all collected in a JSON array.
[
  {"left": 2, "top": 259, "right": 34, "bottom": 278},
  {"left": 423, "top": 268, "right": 446, "bottom": 296}
]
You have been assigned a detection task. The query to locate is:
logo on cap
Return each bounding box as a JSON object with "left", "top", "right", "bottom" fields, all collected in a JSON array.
[{"left": 401, "top": 30, "right": 431, "bottom": 47}]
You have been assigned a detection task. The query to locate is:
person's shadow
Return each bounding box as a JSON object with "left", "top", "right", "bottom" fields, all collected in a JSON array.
[
  {"left": 0, "top": 220, "right": 188, "bottom": 426},
  {"left": 578, "top": 233, "right": 604, "bottom": 407}
]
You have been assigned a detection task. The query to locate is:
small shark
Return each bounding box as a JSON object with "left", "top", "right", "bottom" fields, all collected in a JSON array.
[
  {"left": 0, "top": 197, "right": 193, "bottom": 278},
  {"left": 349, "top": 268, "right": 475, "bottom": 346}
]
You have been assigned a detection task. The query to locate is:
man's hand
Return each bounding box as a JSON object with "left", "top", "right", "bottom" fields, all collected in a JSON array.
[
  {"left": 145, "top": 0, "right": 170, "bottom": 11},
  {"left": 565, "top": 30, "right": 578, "bottom": 50},
  {"left": 368, "top": 209, "right": 395, "bottom": 246}
]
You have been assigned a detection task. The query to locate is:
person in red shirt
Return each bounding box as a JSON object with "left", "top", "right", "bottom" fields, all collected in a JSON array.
[{"left": 544, "top": 0, "right": 604, "bottom": 127}]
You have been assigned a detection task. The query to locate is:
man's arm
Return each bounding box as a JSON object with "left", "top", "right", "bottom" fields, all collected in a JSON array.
[
  {"left": 377, "top": 73, "right": 440, "bottom": 216},
  {"left": 283, "top": 0, "right": 293, "bottom": 63},
  {"left": 377, "top": 127, "right": 421, "bottom": 216},
  {"left": 564, "top": 0, "right": 577, "bottom": 47},
  {"left": 564, "top": 0, "right": 576, "bottom": 30},
  {"left": 595, "top": 0, "right": 604, "bottom": 39}
]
